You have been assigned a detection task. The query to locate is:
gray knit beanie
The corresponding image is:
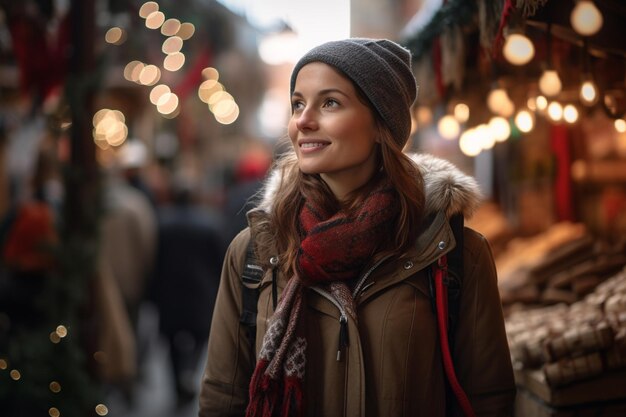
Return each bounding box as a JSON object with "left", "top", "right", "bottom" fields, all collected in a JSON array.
[{"left": 290, "top": 38, "right": 417, "bottom": 148}]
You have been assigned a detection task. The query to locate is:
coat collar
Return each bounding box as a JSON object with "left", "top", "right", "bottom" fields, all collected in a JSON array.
[{"left": 253, "top": 152, "right": 483, "bottom": 221}]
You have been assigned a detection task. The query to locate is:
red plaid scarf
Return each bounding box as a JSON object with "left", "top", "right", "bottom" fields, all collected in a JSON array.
[{"left": 246, "top": 183, "right": 399, "bottom": 417}]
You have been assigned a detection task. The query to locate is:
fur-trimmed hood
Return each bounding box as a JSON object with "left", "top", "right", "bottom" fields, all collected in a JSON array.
[{"left": 255, "top": 153, "right": 482, "bottom": 220}]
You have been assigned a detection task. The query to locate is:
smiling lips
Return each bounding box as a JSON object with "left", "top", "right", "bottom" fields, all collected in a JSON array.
[{"left": 299, "top": 140, "right": 330, "bottom": 151}]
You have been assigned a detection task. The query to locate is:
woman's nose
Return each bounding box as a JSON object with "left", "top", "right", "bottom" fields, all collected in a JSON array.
[{"left": 295, "top": 106, "right": 318, "bottom": 131}]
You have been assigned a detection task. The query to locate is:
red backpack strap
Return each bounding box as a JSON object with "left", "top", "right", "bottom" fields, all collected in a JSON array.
[{"left": 434, "top": 255, "right": 476, "bottom": 417}]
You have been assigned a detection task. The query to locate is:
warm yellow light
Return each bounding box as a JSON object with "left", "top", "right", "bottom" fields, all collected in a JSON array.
[
  {"left": 161, "top": 18, "right": 181, "bottom": 36},
  {"left": 139, "top": 1, "right": 159, "bottom": 18},
  {"left": 105, "top": 123, "right": 128, "bottom": 147},
  {"left": 563, "top": 104, "right": 579, "bottom": 123},
  {"left": 615, "top": 119, "right": 626, "bottom": 133},
  {"left": 515, "top": 110, "right": 534, "bottom": 133},
  {"left": 503, "top": 33, "right": 535, "bottom": 66},
  {"left": 571, "top": 1, "right": 603, "bottom": 36},
  {"left": 177, "top": 22, "right": 195, "bottom": 40},
  {"left": 459, "top": 128, "right": 482, "bottom": 157},
  {"left": 208, "top": 91, "right": 233, "bottom": 109},
  {"left": 488, "top": 117, "right": 511, "bottom": 142},
  {"left": 475, "top": 124, "right": 496, "bottom": 150},
  {"left": 437, "top": 115, "right": 461, "bottom": 140},
  {"left": 0, "top": 359, "right": 7, "bottom": 369},
  {"left": 487, "top": 88, "right": 507, "bottom": 113},
  {"left": 162, "top": 36, "right": 183, "bottom": 54},
  {"left": 547, "top": 101, "right": 563, "bottom": 121},
  {"left": 56, "top": 325, "right": 68, "bottom": 338},
  {"left": 198, "top": 80, "right": 223, "bottom": 103},
  {"left": 10, "top": 369, "right": 21, "bottom": 380},
  {"left": 49, "top": 407, "right": 60, "bottom": 417},
  {"left": 138, "top": 65, "right": 161, "bottom": 86},
  {"left": 202, "top": 67, "right": 219, "bottom": 80},
  {"left": 536, "top": 95, "right": 548, "bottom": 111},
  {"left": 215, "top": 104, "right": 240, "bottom": 125},
  {"left": 453, "top": 103, "right": 470, "bottom": 123},
  {"left": 50, "top": 331, "right": 61, "bottom": 344},
  {"left": 145, "top": 11, "right": 165, "bottom": 29},
  {"left": 538, "top": 70, "right": 562, "bottom": 97},
  {"left": 49, "top": 381, "right": 62, "bottom": 393},
  {"left": 95, "top": 404, "right": 109, "bottom": 416},
  {"left": 93, "top": 110, "right": 128, "bottom": 147},
  {"left": 164, "top": 52, "right": 185, "bottom": 71},
  {"left": 124, "top": 61, "right": 144, "bottom": 83},
  {"left": 105, "top": 27, "right": 125, "bottom": 45},
  {"left": 213, "top": 99, "right": 238, "bottom": 118},
  {"left": 93, "top": 109, "right": 125, "bottom": 126},
  {"left": 150, "top": 84, "right": 171, "bottom": 105},
  {"left": 157, "top": 92, "right": 180, "bottom": 115},
  {"left": 580, "top": 79, "right": 599, "bottom": 105}
]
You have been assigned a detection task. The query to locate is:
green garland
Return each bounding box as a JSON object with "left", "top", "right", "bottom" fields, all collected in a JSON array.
[
  {"left": 0, "top": 17, "right": 107, "bottom": 417},
  {"left": 402, "top": 0, "right": 478, "bottom": 62},
  {"left": 0, "top": 145, "right": 104, "bottom": 417}
]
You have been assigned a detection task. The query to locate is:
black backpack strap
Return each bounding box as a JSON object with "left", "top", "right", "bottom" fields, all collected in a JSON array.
[
  {"left": 240, "top": 239, "right": 264, "bottom": 343},
  {"left": 446, "top": 213, "right": 464, "bottom": 352}
]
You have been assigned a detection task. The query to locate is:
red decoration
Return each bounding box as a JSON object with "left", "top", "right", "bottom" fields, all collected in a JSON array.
[
  {"left": 8, "top": 13, "right": 70, "bottom": 101},
  {"left": 493, "top": 0, "right": 515, "bottom": 57},
  {"left": 550, "top": 124, "right": 574, "bottom": 221},
  {"left": 3, "top": 201, "right": 58, "bottom": 272}
]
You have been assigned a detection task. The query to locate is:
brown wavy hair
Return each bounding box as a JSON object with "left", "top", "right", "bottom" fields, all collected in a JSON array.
[{"left": 259, "top": 81, "right": 425, "bottom": 277}]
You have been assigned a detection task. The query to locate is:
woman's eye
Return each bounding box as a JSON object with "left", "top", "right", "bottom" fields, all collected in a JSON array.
[
  {"left": 323, "top": 98, "right": 339, "bottom": 108},
  {"left": 291, "top": 101, "right": 304, "bottom": 111}
]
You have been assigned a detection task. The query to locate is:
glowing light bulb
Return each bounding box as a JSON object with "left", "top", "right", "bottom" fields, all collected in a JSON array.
[
  {"left": 536, "top": 95, "right": 548, "bottom": 111},
  {"left": 453, "top": 103, "right": 470, "bottom": 123},
  {"left": 503, "top": 33, "right": 535, "bottom": 66},
  {"left": 547, "top": 101, "right": 564, "bottom": 122},
  {"left": 515, "top": 110, "right": 534, "bottom": 133},
  {"left": 488, "top": 117, "right": 511, "bottom": 142},
  {"left": 459, "top": 128, "right": 482, "bottom": 157},
  {"left": 539, "top": 70, "right": 562, "bottom": 97},
  {"left": 571, "top": 1, "right": 603, "bottom": 36},
  {"left": 579, "top": 79, "right": 599, "bottom": 106},
  {"left": 563, "top": 105, "right": 579, "bottom": 123},
  {"left": 488, "top": 88, "right": 508, "bottom": 113},
  {"left": 437, "top": 115, "right": 460, "bottom": 140}
]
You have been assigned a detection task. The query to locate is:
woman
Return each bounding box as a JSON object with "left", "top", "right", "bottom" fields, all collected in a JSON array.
[{"left": 199, "top": 38, "right": 516, "bottom": 417}]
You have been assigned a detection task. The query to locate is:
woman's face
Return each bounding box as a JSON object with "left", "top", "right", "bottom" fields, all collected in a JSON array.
[{"left": 288, "top": 62, "right": 379, "bottom": 199}]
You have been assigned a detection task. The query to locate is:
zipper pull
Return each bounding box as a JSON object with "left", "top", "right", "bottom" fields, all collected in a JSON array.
[{"left": 337, "top": 315, "right": 349, "bottom": 361}]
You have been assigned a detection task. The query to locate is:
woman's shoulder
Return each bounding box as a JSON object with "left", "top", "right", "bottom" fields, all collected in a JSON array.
[
  {"left": 462, "top": 226, "right": 493, "bottom": 258},
  {"left": 225, "top": 227, "right": 253, "bottom": 265}
]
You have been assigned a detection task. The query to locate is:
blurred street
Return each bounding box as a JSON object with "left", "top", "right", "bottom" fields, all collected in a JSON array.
[{"left": 105, "top": 305, "right": 204, "bottom": 417}]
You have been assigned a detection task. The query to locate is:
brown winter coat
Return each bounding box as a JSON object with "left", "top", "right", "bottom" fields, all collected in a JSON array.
[{"left": 199, "top": 154, "right": 516, "bottom": 417}]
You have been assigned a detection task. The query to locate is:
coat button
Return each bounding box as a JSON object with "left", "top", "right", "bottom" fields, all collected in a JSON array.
[
  {"left": 270, "top": 256, "right": 279, "bottom": 266},
  {"left": 403, "top": 261, "right": 414, "bottom": 270},
  {"left": 438, "top": 241, "right": 446, "bottom": 250}
]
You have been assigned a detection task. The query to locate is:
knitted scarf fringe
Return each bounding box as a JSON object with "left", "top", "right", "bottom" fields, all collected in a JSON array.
[{"left": 246, "top": 278, "right": 305, "bottom": 417}]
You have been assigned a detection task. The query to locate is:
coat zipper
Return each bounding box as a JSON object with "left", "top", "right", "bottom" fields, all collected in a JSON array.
[
  {"left": 311, "top": 255, "right": 391, "bottom": 362},
  {"left": 310, "top": 286, "right": 349, "bottom": 361},
  {"left": 352, "top": 255, "right": 391, "bottom": 298}
]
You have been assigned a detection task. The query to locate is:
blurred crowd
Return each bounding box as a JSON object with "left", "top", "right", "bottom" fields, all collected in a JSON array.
[{"left": 0, "top": 114, "right": 272, "bottom": 414}]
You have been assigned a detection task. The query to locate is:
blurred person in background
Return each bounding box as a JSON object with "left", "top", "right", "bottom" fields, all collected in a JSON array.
[
  {"left": 148, "top": 171, "right": 224, "bottom": 409},
  {"left": 199, "top": 38, "right": 515, "bottom": 417},
  {"left": 222, "top": 147, "right": 271, "bottom": 249},
  {"left": 98, "top": 140, "right": 158, "bottom": 405}
]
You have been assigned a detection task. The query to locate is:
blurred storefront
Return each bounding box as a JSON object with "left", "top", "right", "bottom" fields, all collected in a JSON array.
[
  {"left": 0, "top": 0, "right": 625, "bottom": 416},
  {"left": 400, "top": 1, "right": 626, "bottom": 416}
]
